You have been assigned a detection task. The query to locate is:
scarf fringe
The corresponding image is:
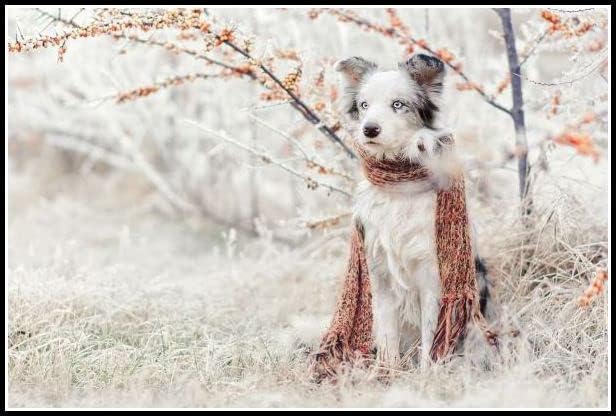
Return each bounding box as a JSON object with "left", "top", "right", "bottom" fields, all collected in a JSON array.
[
  {"left": 310, "top": 333, "right": 347, "bottom": 381},
  {"left": 310, "top": 333, "right": 371, "bottom": 382},
  {"left": 429, "top": 295, "right": 473, "bottom": 361},
  {"left": 430, "top": 295, "right": 499, "bottom": 361}
]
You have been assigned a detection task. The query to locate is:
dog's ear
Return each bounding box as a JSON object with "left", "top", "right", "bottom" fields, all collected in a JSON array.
[
  {"left": 400, "top": 54, "right": 445, "bottom": 96},
  {"left": 334, "top": 56, "right": 377, "bottom": 89},
  {"left": 334, "top": 56, "right": 377, "bottom": 120}
]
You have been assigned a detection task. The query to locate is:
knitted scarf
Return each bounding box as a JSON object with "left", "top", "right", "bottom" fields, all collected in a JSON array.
[{"left": 310, "top": 140, "right": 497, "bottom": 381}]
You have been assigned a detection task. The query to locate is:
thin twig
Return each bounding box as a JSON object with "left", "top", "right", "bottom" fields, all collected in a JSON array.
[
  {"left": 38, "top": 13, "right": 59, "bottom": 34},
  {"left": 248, "top": 113, "right": 354, "bottom": 182},
  {"left": 304, "top": 212, "right": 352, "bottom": 230},
  {"left": 41, "top": 129, "right": 135, "bottom": 170},
  {"left": 248, "top": 114, "right": 311, "bottom": 159},
  {"left": 15, "top": 20, "right": 25, "bottom": 40},
  {"left": 547, "top": 8, "right": 596, "bottom": 13},
  {"left": 184, "top": 119, "right": 352, "bottom": 198},
  {"left": 513, "top": 56, "right": 607, "bottom": 86},
  {"left": 118, "top": 134, "right": 197, "bottom": 212},
  {"left": 117, "top": 73, "right": 224, "bottom": 104},
  {"left": 242, "top": 100, "right": 295, "bottom": 112},
  {"left": 68, "top": 8, "right": 86, "bottom": 24},
  {"left": 519, "top": 28, "right": 550, "bottom": 68}
]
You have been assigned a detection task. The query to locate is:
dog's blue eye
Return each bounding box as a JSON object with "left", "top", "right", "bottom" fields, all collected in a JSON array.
[
  {"left": 360, "top": 101, "right": 368, "bottom": 110},
  {"left": 392, "top": 100, "right": 404, "bottom": 110}
]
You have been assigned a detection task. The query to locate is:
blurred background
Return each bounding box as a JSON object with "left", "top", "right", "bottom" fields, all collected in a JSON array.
[
  {"left": 7, "top": 7, "right": 609, "bottom": 239},
  {"left": 6, "top": 7, "right": 609, "bottom": 408}
]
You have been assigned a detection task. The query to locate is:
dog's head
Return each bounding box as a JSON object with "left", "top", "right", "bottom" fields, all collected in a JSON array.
[{"left": 334, "top": 54, "right": 445, "bottom": 158}]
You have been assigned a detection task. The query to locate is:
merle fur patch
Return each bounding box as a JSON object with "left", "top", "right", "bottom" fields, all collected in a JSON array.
[
  {"left": 334, "top": 56, "right": 378, "bottom": 120},
  {"left": 417, "top": 97, "right": 439, "bottom": 128},
  {"left": 475, "top": 257, "right": 490, "bottom": 315}
]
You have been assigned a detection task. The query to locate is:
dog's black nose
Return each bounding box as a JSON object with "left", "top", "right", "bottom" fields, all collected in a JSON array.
[{"left": 363, "top": 123, "right": 381, "bottom": 138}]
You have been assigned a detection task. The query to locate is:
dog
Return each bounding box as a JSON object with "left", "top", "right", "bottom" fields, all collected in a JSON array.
[{"left": 334, "top": 54, "right": 490, "bottom": 367}]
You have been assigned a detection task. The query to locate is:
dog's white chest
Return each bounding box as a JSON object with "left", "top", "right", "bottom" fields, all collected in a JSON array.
[{"left": 353, "top": 180, "right": 441, "bottom": 326}]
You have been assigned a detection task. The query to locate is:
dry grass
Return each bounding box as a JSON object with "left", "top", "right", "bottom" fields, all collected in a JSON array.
[{"left": 6, "top": 166, "right": 609, "bottom": 409}]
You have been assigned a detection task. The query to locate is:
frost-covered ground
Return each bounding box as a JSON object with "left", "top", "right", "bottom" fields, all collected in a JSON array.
[{"left": 7, "top": 157, "right": 609, "bottom": 408}]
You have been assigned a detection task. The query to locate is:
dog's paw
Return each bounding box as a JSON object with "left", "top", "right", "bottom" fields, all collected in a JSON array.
[
  {"left": 406, "top": 128, "right": 460, "bottom": 189},
  {"left": 408, "top": 128, "right": 453, "bottom": 161}
]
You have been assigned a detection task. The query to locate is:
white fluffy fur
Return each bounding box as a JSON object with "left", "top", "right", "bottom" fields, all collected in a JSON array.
[{"left": 354, "top": 177, "right": 441, "bottom": 367}]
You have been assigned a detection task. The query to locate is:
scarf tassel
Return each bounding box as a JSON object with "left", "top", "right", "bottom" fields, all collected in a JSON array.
[
  {"left": 310, "top": 223, "right": 374, "bottom": 381},
  {"left": 310, "top": 333, "right": 371, "bottom": 382},
  {"left": 429, "top": 295, "right": 473, "bottom": 361},
  {"left": 430, "top": 295, "right": 499, "bottom": 361}
]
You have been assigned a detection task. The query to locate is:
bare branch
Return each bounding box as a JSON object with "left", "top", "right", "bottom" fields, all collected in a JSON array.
[
  {"left": 185, "top": 120, "right": 353, "bottom": 198},
  {"left": 519, "top": 28, "right": 550, "bottom": 68},
  {"left": 547, "top": 8, "right": 595, "bottom": 13},
  {"left": 243, "top": 100, "right": 295, "bottom": 112},
  {"left": 513, "top": 56, "right": 607, "bottom": 87},
  {"left": 67, "top": 8, "right": 86, "bottom": 25},
  {"left": 304, "top": 212, "right": 352, "bottom": 230},
  {"left": 118, "top": 134, "right": 197, "bottom": 212},
  {"left": 220, "top": 39, "right": 356, "bottom": 158},
  {"left": 248, "top": 113, "right": 354, "bottom": 183},
  {"left": 29, "top": 8, "right": 356, "bottom": 159},
  {"left": 40, "top": 129, "right": 135, "bottom": 170},
  {"left": 248, "top": 113, "right": 311, "bottom": 159}
]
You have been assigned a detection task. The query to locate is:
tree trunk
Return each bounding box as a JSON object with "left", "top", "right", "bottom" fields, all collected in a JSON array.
[{"left": 495, "top": 8, "right": 532, "bottom": 215}]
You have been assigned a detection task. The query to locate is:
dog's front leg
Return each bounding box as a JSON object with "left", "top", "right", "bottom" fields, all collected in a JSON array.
[
  {"left": 419, "top": 267, "right": 442, "bottom": 369},
  {"left": 372, "top": 284, "right": 401, "bottom": 366}
]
